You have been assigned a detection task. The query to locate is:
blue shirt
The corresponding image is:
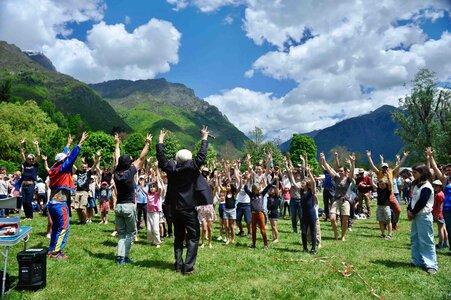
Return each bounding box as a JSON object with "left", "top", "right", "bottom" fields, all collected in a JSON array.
[
  {"left": 135, "top": 184, "right": 148, "bottom": 204},
  {"left": 323, "top": 171, "right": 334, "bottom": 189}
]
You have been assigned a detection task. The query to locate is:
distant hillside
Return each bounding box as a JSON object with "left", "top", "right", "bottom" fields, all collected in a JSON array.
[
  {"left": 280, "top": 105, "right": 404, "bottom": 160},
  {"left": 90, "top": 79, "right": 249, "bottom": 151},
  {"left": 24, "top": 51, "right": 56, "bottom": 71},
  {"left": 0, "top": 41, "right": 131, "bottom": 133}
]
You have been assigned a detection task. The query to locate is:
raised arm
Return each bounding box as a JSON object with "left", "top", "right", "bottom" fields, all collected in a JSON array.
[
  {"left": 320, "top": 152, "right": 338, "bottom": 178},
  {"left": 285, "top": 158, "right": 301, "bottom": 189},
  {"left": 42, "top": 155, "right": 50, "bottom": 172},
  {"left": 19, "top": 138, "right": 26, "bottom": 162},
  {"left": 393, "top": 151, "right": 409, "bottom": 176},
  {"left": 264, "top": 151, "right": 272, "bottom": 179},
  {"left": 426, "top": 147, "right": 445, "bottom": 186},
  {"left": 366, "top": 150, "right": 379, "bottom": 173},
  {"left": 33, "top": 140, "right": 41, "bottom": 164},
  {"left": 194, "top": 126, "right": 209, "bottom": 168},
  {"left": 113, "top": 133, "right": 120, "bottom": 169},
  {"left": 334, "top": 151, "right": 341, "bottom": 170},
  {"left": 348, "top": 153, "right": 355, "bottom": 181},
  {"left": 133, "top": 134, "right": 152, "bottom": 170},
  {"left": 306, "top": 166, "right": 316, "bottom": 193}
]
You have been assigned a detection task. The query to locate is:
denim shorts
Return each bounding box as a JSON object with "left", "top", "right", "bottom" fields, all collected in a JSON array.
[
  {"left": 236, "top": 203, "right": 251, "bottom": 224},
  {"left": 87, "top": 197, "right": 96, "bottom": 208},
  {"left": 268, "top": 209, "right": 279, "bottom": 220},
  {"left": 223, "top": 208, "right": 236, "bottom": 220}
]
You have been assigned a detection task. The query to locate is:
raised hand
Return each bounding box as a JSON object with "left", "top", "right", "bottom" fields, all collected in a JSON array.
[
  {"left": 20, "top": 138, "right": 25, "bottom": 145},
  {"left": 403, "top": 151, "right": 410, "bottom": 157},
  {"left": 379, "top": 154, "right": 384, "bottom": 162},
  {"left": 200, "top": 125, "right": 209, "bottom": 140},
  {"left": 33, "top": 140, "right": 39, "bottom": 147},
  {"left": 349, "top": 152, "right": 356, "bottom": 162},
  {"left": 96, "top": 149, "right": 102, "bottom": 157},
  {"left": 145, "top": 133, "right": 152, "bottom": 144},
  {"left": 42, "top": 155, "right": 47, "bottom": 161},
  {"left": 67, "top": 134, "right": 73, "bottom": 146},
  {"left": 159, "top": 129, "right": 168, "bottom": 143},
  {"left": 114, "top": 133, "right": 120, "bottom": 144},
  {"left": 78, "top": 131, "right": 88, "bottom": 146},
  {"left": 366, "top": 150, "right": 371, "bottom": 157}
]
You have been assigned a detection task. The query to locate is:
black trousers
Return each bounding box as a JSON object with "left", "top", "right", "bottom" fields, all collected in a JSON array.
[
  {"left": 173, "top": 209, "right": 199, "bottom": 272},
  {"left": 323, "top": 188, "right": 334, "bottom": 218},
  {"left": 163, "top": 204, "right": 173, "bottom": 236}
]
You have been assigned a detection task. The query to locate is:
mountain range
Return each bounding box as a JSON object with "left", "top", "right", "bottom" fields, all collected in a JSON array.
[
  {"left": 279, "top": 105, "right": 404, "bottom": 161},
  {"left": 89, "top": 79, "right": 249, "bottom": 151}
]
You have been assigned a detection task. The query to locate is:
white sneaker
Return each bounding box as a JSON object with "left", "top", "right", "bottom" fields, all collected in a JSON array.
[
  {"left": 111, "top": 231, "right": 117, "bottom": 237},
  {"left": 217, "top": 236, "right": 223, "bottom": 241},
  {"left": 46, "top": 233, "right": 51, "bottom": 239}
]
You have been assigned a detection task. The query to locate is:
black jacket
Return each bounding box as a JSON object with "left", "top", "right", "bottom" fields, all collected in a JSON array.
[{"left": 156, "top": 140, "right": 211, "bottom": 211}]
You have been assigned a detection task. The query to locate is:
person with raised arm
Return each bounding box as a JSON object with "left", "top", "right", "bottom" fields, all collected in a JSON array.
[
  {"left": 47, "top": 132, "right": 88, "bottom": 259},
  {"left": 19, "top": 138, "right": 41, "bottom": 220},
  {"left": 320, "top": 152, "right": 355, "bottom": 241},
  {"left": 156, "top": 126, "right": 210, "bottom": 275},
  {"left": 366, "top": 150, "right": 409, "bottom": 231},
  {"left": 284, "top": 154, "right": 303, "bottom": 233},
  {"left": 426, "top": 147, "right": 451, "bottom": 251},
  {"left": 113, "top": 132, "right": 152, "bottom": 264}
]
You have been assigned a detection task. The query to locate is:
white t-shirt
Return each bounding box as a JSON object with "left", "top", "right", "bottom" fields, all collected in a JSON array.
[{"left": 35, "top": 182, "right": 46, "bottom": 194}]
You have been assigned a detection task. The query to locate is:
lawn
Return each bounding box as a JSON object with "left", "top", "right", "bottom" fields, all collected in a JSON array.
[{"left": 3, "top": 196, "right": 451, "bottom": 300}]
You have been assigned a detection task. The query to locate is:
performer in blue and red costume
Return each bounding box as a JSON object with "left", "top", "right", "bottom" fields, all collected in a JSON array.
[{"left": 47, "top": 132, "right": 88, "bottom": 259}]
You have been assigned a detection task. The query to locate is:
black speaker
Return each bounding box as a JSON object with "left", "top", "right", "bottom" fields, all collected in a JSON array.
[{"left": 16, "top": 248, "right": 47, "bottom": 290}]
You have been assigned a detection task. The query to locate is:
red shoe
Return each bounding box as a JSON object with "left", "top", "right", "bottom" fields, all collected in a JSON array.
[{"left": 50, "top": 251, "right": 69, "bottom": 259}]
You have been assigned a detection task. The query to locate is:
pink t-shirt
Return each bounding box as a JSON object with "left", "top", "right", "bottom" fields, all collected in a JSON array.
[{"left": 147, "top": 193, "right": 161, "bottom": 213}]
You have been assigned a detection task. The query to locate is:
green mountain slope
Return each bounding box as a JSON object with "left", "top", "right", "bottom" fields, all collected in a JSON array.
[
  {"left": 0, "top": 41, "right": 131, "bottom": 133},
  {"left": 90, "top": 79, "right": 249, "bottom": 151},
  {"left": 280, "top": 105, "right": 404, "bottom": 161}
]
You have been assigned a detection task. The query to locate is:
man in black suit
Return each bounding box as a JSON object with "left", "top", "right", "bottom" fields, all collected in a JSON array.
[{"left": 156, "top": 126, "right": 210, "bottom": 275}]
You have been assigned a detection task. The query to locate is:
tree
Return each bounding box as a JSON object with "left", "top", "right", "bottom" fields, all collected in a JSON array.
[
  {"left": 392, "top": 69, "right": 451, "bottom": 163},
  {"left": 80, "top": 131, "right": 115, "bottom": 166},
  {"left": 161, "top": 131, "right": 182, "bottom": 160},
  {"left": 123, "top": 132, "right": 147, "bottom": 162},
  {"left": 289, "top": 134, "right": 319, "bottom": 172},
  {"left": 219, "top": 141, "right": 237, "bottom": 160},
  {"left": 249, "top": 127, "right": 264, "bottom": 147},
  {"left": 0, "top": 100, "right": 59, "bottom": 162},
  {"left": 0, "top": 79, "right": 12, "bottom": 102}
]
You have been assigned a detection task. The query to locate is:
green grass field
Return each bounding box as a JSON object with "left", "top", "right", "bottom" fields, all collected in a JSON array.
[{"left": 3, "top": 196, "right": 451, "bottom": 300}]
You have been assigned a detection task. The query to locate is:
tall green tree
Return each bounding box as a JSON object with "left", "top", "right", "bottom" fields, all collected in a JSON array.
[
  {"left": 123, "top": 132, "right": 147, "bottom": 162},
  {"left": 194, "top": 140, "right": 218, "bottom": 165},
  {"left": 392, "top": 69, "right": 451, "bottom": 163},
  {"left": 80, "top": 131, "right": 115, "bottom": 166},
  {"left": 249, "top": 126, "right": 264, "bottom": 147},
  {"left": 0, "top": 100, "right": 59, "bottom": 162},
  {"left": 161, "top": 131, "right": 182, "bottom": 160},
  {"left": 289, "top": 134, "right": 319, "bottom": 172}
]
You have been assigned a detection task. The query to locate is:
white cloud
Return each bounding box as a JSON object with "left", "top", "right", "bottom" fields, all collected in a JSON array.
[
  {"left": 202, "top": 0, "right": 450, "bottom": 140},
  {"left": 0, "top": 0, "right": 182, "bottom": 83},
  {"left": 223, "top": 16, "right": 234, "bottom": 25},
  {"left": 166, "top": 0, "right": 245, "bottom": 12},
  {"left": 0, "top": 0, "right": 105, "bottom": 49},
  {"left": 43, "top": 20, "right": 181, "bottom": 83}
]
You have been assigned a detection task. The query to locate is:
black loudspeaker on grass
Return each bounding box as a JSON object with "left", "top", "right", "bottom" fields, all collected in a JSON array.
[{"left": 16, "top": 248, "right": 47, "bottom": 291}]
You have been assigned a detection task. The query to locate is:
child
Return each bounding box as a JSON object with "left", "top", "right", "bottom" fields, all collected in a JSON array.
[
  {"left": 266, "top": 178, "right": 280, "bottom": 243},
  {"left": 146, "top": 182, "right": 162, "bottom": 248},
  {"left": 245, "top": 178, "right": 275, "bottom": 251},
  {"left": 377, "top": 178, "right": 392, "bottom": 239},
  {"left": 217, "top": 190, "right": 226, "bottom": 241},
  {"left": 432, "top": 180, "right": 448, "bottom": 249},
  {"left": 99, "top": 181, "right": 111, "bottom": 224}
]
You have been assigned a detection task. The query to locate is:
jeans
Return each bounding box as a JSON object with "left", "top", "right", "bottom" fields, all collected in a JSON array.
[
  {"left": 22, "top": 184, "right": 35, "bottom": 219},
  {"left": 115, "top": 203, "right": 137, "bottom": 258},
  {"left": 236, "top": 203, "right": 251, "bottom": 225},
  {"left": 323, "top": 188, "right": 334, "bottom": 218},
  {"left": 443, "top": 210, "right": 451, "bottom": 250},
  {"left": 290, "top": 199, "right": 302, "bottom": 233},
  {"left": 173, "top": 209, "right": 199, "bottom": 273},
  {"left": 411, "top": 213, "right": 438, "bottom": 270},
  {"left": 301, "top": 207, "right": 317, "bottom": 251}
]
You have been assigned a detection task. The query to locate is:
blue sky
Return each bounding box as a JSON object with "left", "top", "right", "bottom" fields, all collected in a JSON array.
[{"left": 0, "top": 0, "right": 449, "bottom": 140}]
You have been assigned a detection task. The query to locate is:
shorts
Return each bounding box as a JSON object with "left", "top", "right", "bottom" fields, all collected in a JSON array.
[
  {"left": 376, "top": 206, "right": 391, "bottom": 222},
  {"left": 197, "top": 204, "right": 215, "bottom": 223},
  {"left": 268, "top": 209, "right": 279, "bottom": 220},
  {"left": 159, "top": 211, "right": 166, "bottom": 224},
  {"left": 218, "top": 203, "right": 225, "bottom": 219},
  {"left": 389, "top": 194, "right": 401, "bottom": 213},
  {"left": 74, "top": 191, "right": 89, "bottom": 209},
  {"left": 436, "top": 218, "right": 445, "bottom": 224},
  {"left": 236, "top": 203, "right": 251, "bottom": 225},
  {"left": 223, "top": 208, "right": 236, "bottom": 220},
  {"left": 100, "top": 201, "right": 110, "bottom": 212},
  {"left": 87, "top": 197, "right": 96, "bottom": 208},
  {"left": 330, "top": 199, "right": 350, "bottom": 216}
]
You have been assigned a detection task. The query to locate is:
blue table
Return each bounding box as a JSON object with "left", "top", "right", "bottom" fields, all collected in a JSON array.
[{"left": 0, "top": 226, "right": 32, "bottom": 295}]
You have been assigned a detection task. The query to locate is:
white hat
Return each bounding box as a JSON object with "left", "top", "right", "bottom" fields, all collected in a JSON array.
[
  {"left": 55, "top": 153, "right": 68, "bottom": 162},
  {"left": 175, "top": 149, "right": 192, "bottom": 164},
  {"left": 381, "top": 163, "right": 389, "bottom": 168},
  {"left": 432, "top": 180, "right": 442, "bottom": 186}
]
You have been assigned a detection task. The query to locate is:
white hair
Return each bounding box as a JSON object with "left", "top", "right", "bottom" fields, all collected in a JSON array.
[{"left": 175, "top": 149, "right": 192, "bottom": 164}]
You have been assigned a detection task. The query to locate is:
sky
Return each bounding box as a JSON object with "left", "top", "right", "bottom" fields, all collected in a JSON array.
[{"left": 0, "top": 0, "right": 450, "bottom": 142}]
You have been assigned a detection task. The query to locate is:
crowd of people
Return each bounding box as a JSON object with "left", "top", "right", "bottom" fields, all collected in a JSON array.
[{"left": 0, "top": 129, "right": 449, "bottom": 276}]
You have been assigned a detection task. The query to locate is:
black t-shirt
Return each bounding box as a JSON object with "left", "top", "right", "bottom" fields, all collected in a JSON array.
[
  {"left": 76, "top": 170, "right": 92, "bottom": 192},
  {"left": 377, "top": 188, "right": 390, "bottom": 206},
  {"left": 22, "top": 162, "right": 39, "bottom": 182},
  {"left": 114, "top": 165, "right": 137, "bottom": 204},
  {"left": 101, "top": 172, "right": 112, "bottom": 185}
]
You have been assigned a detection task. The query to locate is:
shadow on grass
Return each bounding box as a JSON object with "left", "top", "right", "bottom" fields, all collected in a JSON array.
[
  {"left": 83, "top": 248, "right": 113, "bottom": 261},
  {"left": 134, "top": 259, "right": 174, "bottom": 270},
  {"left": 370, "top": 259, "right": 412, "bottom": 268},
  {"left": 101, "top": 240, "right": 117, "bottom": 247}
]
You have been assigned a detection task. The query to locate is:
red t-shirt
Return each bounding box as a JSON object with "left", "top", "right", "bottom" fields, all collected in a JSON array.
[
  {"left": 356, "top": 176, "right": 372, "bottom": 193},
  {"left": 432, "top": 191, "right": 444, "bottom": 219}
]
